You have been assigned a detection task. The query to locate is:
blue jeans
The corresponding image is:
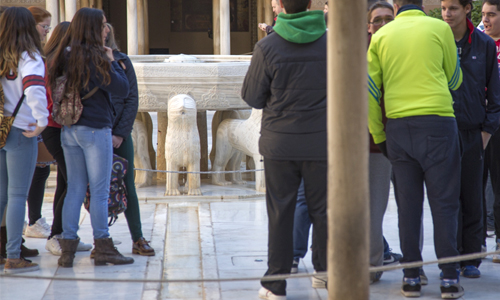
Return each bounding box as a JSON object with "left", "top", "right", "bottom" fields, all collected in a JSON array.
[
  {"left": 293, "top": 180, "right": 311, "bottom": 259},
  {"left": 61, "top": 125, "right": 112, "bottom": 240},
  {"left": 0, "top": 127, "right": 37, "bottom": 258}
]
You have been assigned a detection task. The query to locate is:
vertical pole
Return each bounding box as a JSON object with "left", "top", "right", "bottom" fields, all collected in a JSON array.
[
  {"left": 144, "top": 0, "right": 150, "bottom": 54},
  {"left": 59, "top": 0, "right": 66, "bottom": 22},
  {"left": 220, "top": 0, "right": 230, "bottom": 55},
  {"left": 213, "top": 0, "right": 221, "bottom": 54},
  {"left": 264, "top": 0, "right": 273, "bottom": 27},
  {"left": 97, "top": 0, "right": 103, "bottom": 9},
  {"left": 46, "top": 0, "right": 59, "bottom": 40},
  {"left": 138, "top": 0, "right": 145, "bottom": 55},
  {"left": 65, "top": 0, "right": 77, "bottom": 21},
  {"left": 128, "top": 0, "right": 139, "bottom": 55},
  {"left": 327, "top": 0, "right": 369, "bottom": 299},
  {"left": 257, "top": 0, "right": 264, "bottom": 41}
]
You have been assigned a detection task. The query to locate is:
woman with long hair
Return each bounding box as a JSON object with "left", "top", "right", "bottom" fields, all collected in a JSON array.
[
  {"left": 42, "top": 21, "right": 93, "bottom": 255},
  {"left": 48, "top": 8, "right": 133, "bottom": 268},
  {"left": 23, "top": 5, "right": 53, "bottom": 240},
  {"left": 0, "top": 7, "right": 49, "bottom": 273},
  {"left": 104, "top": 23, "right": 155, "bottom": 256}
]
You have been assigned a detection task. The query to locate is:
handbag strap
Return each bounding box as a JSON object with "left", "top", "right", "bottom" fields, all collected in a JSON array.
[
  {"left": 11, "top": 94, "right": 26, "bottom": 118},
  {"left": 82, "top": 86, "right": 99, "bottom": 100}
]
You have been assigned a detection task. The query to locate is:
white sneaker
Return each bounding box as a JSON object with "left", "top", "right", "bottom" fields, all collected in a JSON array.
[
  {"left": 493, "top": 242, "right": 500, "bottom": 264},
  {"left": 113, "top": 239, "right": 122, "bottom": 245},
  {"left": 258, "top": 287, "right": 286, "bottom": 300},
  {"left": 45, "top": 235, "right": 62, "bottom": 256},
  {"left": 23, "top": 221, "right": 27, "bottom": 235},
  {"left": 312, "top": 271, "right": 327, "bottom": 289},
  {"left": 25, "top": 218, "right": 50, "bottom": 238},
  {"left": 77, "top": 240, "right": 93, "bottom": 251},
  {"left": 38, "top": 217, "right": 51, "bottom": 231}
]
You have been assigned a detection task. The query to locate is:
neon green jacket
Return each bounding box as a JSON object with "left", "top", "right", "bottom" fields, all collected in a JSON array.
[{"left": 367, "top": 9, "right": 462, "bottom": 144}]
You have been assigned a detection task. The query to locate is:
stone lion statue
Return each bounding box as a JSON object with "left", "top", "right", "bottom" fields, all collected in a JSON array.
[
  {"left": 165, "top": 94, "right": 202, "bottom": 196},
  {"left": 211, "top": 108, "right": 265, "bottom": 192}
]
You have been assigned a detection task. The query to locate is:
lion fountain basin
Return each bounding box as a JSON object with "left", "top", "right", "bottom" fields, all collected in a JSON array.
[
  {"left": 129, "top": 54, "right": 252, "bottom": 112},
  {"left": 128, "top": 54, "right": 262, "bottom": 197}
]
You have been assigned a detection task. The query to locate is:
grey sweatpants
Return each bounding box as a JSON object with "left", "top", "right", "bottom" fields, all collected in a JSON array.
[{"left": 369, "top": 152, "right": 392, "bottom": 267}]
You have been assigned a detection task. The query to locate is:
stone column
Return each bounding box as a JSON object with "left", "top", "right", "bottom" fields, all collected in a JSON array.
[
  {"left": 213, "top": 0, "right": 221, "bottom": 54},
  {"left": 157, "top": 112, "right": 168, "bottom": 182},
  {"left": 257, "top": 0, "right": 265, "bottom": 41},
  {"left": 387, "top": 0, "right": 393, "bottom": 4},
  {"left": 197, "top": 112, "right": 209, "bottom": 179},
  {"left": 128, "top": 0, "right": 139, "bottom": 55},
  {"left": 65, "top": 0, "right": 77, "bottom": 21},
  {"left": 46, "top": 0, "right": 59, "bottom": 40},
  {"left": 264, "top": 0, "right": 273, "bottom": 27},
  {"left": 220, "top": 0, "right": 231, "bottom": 55},
  {"left": 327, "top": 0, "right": 369, "bottom": 299},
  {"left": 144, "top": 0, "right": 150, "bottom": 54},
  {"left": 97, "top": 0, "right": 103, "bottom": 9},
  {"left": 59, "top": 0, "right": 66, "bottom": 22},
  {"left": 138, "top": 0, "right": 145, "bottom": 55},
  {"left": 81, "top": 0, "right": 90, "bottom": 7}
]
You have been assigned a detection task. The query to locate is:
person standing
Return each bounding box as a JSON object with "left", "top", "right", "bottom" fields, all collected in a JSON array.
[
  {"left": 104, "top": 23, "right": 155, "bottom": 256},
  {"left": 47, "top": 8, "right": 133, "bottom": 268},
  {"left": 481, "top": 0, "right": 500, "bottom": 264},
  {"left": 242, "top": 0, "right": 327, "bottom": 298},
  {"left": 258, "top": 0, "right": 283, "bottom": 34},
  {"left": 368, "top": 0, "right": 464, "bottom": 298},
  {"left": 0, "top": 7, "right": 49, "bottom": 273},
  {"left": 441, "top": 0, "right": 500, "bottom": 278}
]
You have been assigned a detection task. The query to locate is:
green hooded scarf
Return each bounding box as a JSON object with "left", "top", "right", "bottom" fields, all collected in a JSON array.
[{"left": 273, "top": 10, "right": 326, "bottom": 44}]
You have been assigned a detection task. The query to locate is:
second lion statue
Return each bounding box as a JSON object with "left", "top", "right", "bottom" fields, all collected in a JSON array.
[{"left": 165, "top": 94, "right": 202, "bottom": 196}]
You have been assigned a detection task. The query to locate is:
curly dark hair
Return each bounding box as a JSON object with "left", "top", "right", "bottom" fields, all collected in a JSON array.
[{"left": 48, "top": 8, "right": 111, "bottom": 93}]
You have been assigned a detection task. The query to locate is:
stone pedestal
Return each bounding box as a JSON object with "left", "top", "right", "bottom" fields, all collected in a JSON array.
[{"left": 157, "top": 112, "right": 168, "bottom": 182}]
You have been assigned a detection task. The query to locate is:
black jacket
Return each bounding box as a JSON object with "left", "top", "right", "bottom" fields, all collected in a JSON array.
[
  {"left": 111, "top": 51, "right": 139, "bottom": 140},
  {"left": 76, "top": 60, "right": 129, "bottom": 129},
  {"left": 241, "top": 32, "right": 327, "bottom": 160},
  {"left": 452, "top": 19, "right": 500, "bottom": 134}
]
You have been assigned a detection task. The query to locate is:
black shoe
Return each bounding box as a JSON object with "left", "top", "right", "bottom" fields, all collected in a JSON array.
[
  {"left": 401, "top": 277, "right": 421, "bottom": 298},
  {"left": 440, "top": 278, "right": 464, "bottom": 299}
]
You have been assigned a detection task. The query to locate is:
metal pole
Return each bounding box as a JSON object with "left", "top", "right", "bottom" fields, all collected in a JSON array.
[
  {"left": 327, "top": 0, "right": 369, "bottom": 299},
  {"left": 127, "top": 0, "right": 139, "bottom": 55}
]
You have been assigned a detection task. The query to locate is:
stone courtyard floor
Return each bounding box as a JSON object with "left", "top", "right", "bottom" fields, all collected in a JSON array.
[{"left": 1, "top": 176, "right": 500, "bottom": 300}]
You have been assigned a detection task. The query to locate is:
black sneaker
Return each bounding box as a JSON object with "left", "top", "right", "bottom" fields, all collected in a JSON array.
[
  {"left": 384, "top": 250, "right": 403, "bottom": 265},
  {"left": 440, "top": 278, "right": 464, "bottom": 299},
  {"left": 291, "top": 258, "right": 299, "bottom": 274},
  {"left": 401, "top": 277, "right": 421, "bottom": 297}
]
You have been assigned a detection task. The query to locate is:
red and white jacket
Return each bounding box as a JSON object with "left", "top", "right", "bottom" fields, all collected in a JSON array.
[{"left": 1, "top": 51, "right": 48, "bottom": 131}]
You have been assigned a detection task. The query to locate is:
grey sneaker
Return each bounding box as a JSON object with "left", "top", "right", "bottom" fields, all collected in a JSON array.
[
  {"left": 77, "top": 240, "right": 93, "bottom": 251},
  {"left": 312, "top": 271, "right": 327, "bottom": 289},
  {"left": 291, "top": 258, "right": 299, "bottom": 274},
  {"left": 419, "top": 268, "right": 428, "bottom": 285},
  {"left": 440, "top": 278, "right": 464, "bottom": 299}
]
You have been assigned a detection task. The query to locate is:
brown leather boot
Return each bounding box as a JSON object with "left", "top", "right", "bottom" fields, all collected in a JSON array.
[
  {"left": 21, "top": 238, "right": 39, "bottom": 257},
  {"left": 94, "top": 238, "right": 134, "bottom": 266},
  {"left": 58, "top": 239, "right": 79, "bottom": 268},
  {"left": 132, "top": 237, "right": 155, "bottom": 256}
]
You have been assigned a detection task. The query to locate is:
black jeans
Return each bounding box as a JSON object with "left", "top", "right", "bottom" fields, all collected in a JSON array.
[
  {"left": 483, "top": 128, "right": 500, "bottom": 243},
  {"left": 456, "top": 129, "right": 484, "bottom": 267},
  {"left": 27, "top": 165, "right": 50, "bottom": 225},
  {"left": 261, "top": 158, "right": 327, "bottom": 296},
  {"left": 386, "top": 116, "right": 461, "bottom": 279},
  {"left": 41, "top": 127, "right": 67, "bottom": 238}
]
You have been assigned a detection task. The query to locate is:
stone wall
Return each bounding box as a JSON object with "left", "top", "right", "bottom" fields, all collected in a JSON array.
[{"left": 0, "top": 0, "right": 46, "bottom": 6}]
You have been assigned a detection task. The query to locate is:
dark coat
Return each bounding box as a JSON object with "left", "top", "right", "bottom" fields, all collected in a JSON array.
[
  {"left": 111, "top": 51, "right": 139, "bottom": 140},
  {"left": 241, "top": 32, "right": 327, "bottom": 160},
  {"left": 452, "top": 19, "right": 500, "bottom": 135}
]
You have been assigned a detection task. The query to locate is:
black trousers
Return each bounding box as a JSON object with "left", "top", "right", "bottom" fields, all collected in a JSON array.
[
  {"left": 456, "top": 129, "right": 484, "bottom": 267},
  {"left": 483, "top": 128, "right": 500, "bottom": 243},
  {"left": 27, "top": 165, "right": 50, "bottom": 225},
  {"left": 386, "top": 116, "right": 461, "bottom": 279},
  {"left": 41, "top": 127, "right": 67, "bottom": 238},
  {"left": 261, "top": 158, "right": 327, "bottom": 296}
]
